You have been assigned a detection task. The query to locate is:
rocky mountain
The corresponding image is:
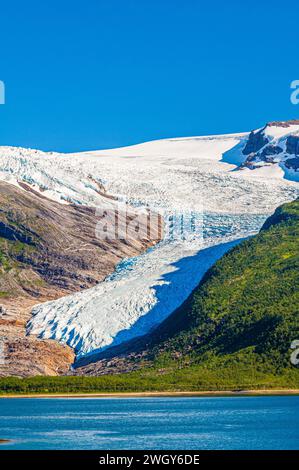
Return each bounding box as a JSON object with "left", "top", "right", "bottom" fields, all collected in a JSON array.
[{"left": 239, "top": 120, "right": 299, "bottom": 176}]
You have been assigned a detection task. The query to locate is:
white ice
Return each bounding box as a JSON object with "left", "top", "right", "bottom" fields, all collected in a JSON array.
[{"left": 0, "top": 132, "right": 298, "bottom": 358}]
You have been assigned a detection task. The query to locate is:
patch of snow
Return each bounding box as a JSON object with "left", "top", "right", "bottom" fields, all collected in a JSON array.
[
  {"left": 236, "top": 163, "right": 286, "bottom": 180},
  {"left": 264, "top": 123, "right": 299, "bottom": 140}
]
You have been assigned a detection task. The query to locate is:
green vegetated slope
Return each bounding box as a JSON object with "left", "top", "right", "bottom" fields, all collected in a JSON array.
[
  {"left": 152, "top": 198, "right": 299, "bottom": 368},
  {"left": 1, "top": 199, "right": 299, "bottom": 394},
  {"left": 136, "top": 197, "right": 299, "bottom": 389}
]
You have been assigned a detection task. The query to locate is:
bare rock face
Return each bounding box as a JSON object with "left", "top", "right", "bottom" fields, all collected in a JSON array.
[
  {"left": 0, "top": 181, "right": 160, "bottom": 296},
  {"left": 261, "top": 145, "right": 283, "bottom": 160},
  {"left": 285, "top": 158, "right": 299, "bottom": 171},
  {"left": 240, "top": 120, "right": 299, "bottom": 172},
  {"left": 267, "top": 119, "right": 299, "bottom": 128},
  {"left": 242, "top": 129, "right": 269, "bottom": 156},
  {"left": 283, "top": 136, "right": 299, "bottom": 171},
  {"left": 0, "top": 181, "right": 162, "bottom": 377},
  {"left": 0, "top": 296, "right": 75, "bottom": 377},
  {"left": 286, "top": 135, "right": 299, "bottom": 155}
]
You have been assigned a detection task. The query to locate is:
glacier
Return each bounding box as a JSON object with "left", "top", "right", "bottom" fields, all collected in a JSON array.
[{"left": 1, "top": 130, "right": 298, "bottom": 359}]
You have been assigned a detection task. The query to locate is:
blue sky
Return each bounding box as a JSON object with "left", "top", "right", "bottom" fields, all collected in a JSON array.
[{"left": 0, "top": 0, "right": 299, "bottom": 152}]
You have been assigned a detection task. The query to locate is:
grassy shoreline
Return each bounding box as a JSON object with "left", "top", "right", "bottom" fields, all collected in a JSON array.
[
  {"left": 1, "top": 389, "right": 299, "bottom": 398},
  {"left": 1, "top": 361, "right": 298, "bottom": 397}
]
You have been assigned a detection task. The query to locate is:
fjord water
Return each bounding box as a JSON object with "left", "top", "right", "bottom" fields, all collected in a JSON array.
[{"left": 0, "top": 397, "right": 299, "bottom": 450}]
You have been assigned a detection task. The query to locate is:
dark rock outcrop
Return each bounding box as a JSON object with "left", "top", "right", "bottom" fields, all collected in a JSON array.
[
  {"left": 261, "top": 145, "right": 283, "bottom": 159},
  {"left": 267, "top": 119, "right": 299, "bottom": 128},
  {"left": 242, "top": 129, "right": 269, "bottom": 155},
  {"left": 241, "top": 121, "right": 299, "bottom": 171},
  {"left": 285, "top": 157, "right": 299, "bottom": 171},
  {"left": 286, "top": 135, "right": 299, "bottom": 155}
]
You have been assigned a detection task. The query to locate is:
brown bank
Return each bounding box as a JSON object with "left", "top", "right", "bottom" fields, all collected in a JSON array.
[{"left": 0, "top": 181, "right": 162, "bottom": 377}]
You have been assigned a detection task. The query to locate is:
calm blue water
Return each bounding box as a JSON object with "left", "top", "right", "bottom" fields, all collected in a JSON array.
[{"left": 0, "top": 397, "right": 299, "bottom": 450}]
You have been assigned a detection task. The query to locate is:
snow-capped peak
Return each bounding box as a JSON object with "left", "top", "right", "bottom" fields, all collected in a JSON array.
[
  {"left": 238, "top": 120, "right": 299, "bottom": 181},
  {"left": 263, "top": 120, "right": 299, "bottom": 139}
]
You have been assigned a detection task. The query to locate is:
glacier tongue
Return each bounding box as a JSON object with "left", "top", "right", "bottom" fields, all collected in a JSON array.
[
  {"left": 1, "top": 133, "right": 296, "bottom": 359},
  {"left": 27, "top": 214, "right": 266, "bottom": 358}
]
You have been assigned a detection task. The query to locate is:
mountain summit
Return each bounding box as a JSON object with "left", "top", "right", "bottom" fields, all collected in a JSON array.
[{"left": 240, "top": 120, "right": 299, "bottom": 176}]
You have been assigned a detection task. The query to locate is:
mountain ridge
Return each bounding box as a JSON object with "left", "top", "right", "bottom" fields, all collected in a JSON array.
[{"left": 239, "top": 120, "right": 299, "bottom": 177}]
